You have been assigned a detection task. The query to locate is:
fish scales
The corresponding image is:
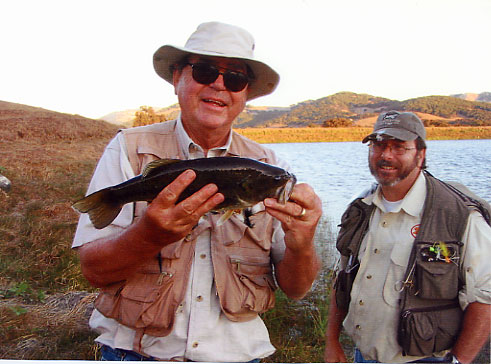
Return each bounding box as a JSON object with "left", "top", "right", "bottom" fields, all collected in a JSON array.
[{"left": 73, "top": 157, "right": 296, "bottom": 229}]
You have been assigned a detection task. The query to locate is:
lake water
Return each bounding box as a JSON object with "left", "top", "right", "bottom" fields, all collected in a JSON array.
[{"left": 265, "top": 139, "right": 491, "bottom": 229}]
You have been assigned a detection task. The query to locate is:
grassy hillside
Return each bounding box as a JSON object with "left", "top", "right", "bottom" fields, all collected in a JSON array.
[
  {"left": 0, "top": 101, "right": 120, "bottom": 292},
  {"left": 0, "top": 101, "right": 122, "bottom": 359},
  {"left": 262, "top": 92, "right": 491, "bottom": 127},
  {"left": 107, "top": 92, "right": 491, "bottom": 128}
]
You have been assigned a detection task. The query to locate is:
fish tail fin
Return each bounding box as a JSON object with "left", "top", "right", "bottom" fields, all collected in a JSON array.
[{"left": 72, "top": 189, "right": 122, "bottom": 229}]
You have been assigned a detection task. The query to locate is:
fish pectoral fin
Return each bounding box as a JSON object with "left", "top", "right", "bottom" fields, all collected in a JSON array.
[
  {"left": 217, "top": 209, "right": 237, "bottom": 226},
  {"left": 142, "top": 158, "right": 181, "bottom": 178}
]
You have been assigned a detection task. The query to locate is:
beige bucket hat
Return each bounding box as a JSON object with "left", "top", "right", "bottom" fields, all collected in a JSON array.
[{"left": 153, "top": 21, "right": 280, "bottom": 101}]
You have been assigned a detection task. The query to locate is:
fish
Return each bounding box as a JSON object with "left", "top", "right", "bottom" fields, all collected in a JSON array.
[{"left": 72, "top": 156, "right": 296, "bottom": 229}]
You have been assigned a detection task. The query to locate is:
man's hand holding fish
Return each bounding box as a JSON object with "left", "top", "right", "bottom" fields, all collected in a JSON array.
[
  {"left": 264, "top": 183, "right": 322, "bottom": 300},
  {"left": 137, "top": 170, "right": 224, "bottom": 247}
]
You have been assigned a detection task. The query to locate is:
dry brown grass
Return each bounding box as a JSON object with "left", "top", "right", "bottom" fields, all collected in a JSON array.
[
  {"left": 236, "top": 126, "right": 491, "bottom": 143},
  {"left": 0, "top": 292, "right": 98, "bottom": 359},
  {"left": 0, "top": 102, "right": 119, "bottom": 359}
]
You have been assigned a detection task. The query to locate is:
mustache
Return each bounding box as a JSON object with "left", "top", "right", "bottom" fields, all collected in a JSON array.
[{"left": 377, "top": 160, "right": 396, "bottom": 168}]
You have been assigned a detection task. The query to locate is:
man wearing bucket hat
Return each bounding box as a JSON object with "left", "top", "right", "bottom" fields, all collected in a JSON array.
[
  {"left": 73, "top": 22, "right": 322, "bottom": 362},
  {"left": 324, "top": 110, "right": 491, "bottom": 363}
]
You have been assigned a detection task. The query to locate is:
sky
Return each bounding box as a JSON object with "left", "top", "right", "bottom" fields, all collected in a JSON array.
[{"left": 1, "top": 0, "right": 490, "bottom": 119}]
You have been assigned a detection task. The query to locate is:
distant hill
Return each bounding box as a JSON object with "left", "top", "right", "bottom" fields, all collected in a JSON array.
[
  {"left": 100, "top": 104, "right": 182, "bottom": 127},
  {"left": 5, "top": 90, "right": 491, "bottom": 131},
  {"left": 99, "top": 92, "right": 491, "bottom": 128},
  {"left": 100, "top": 104, "right": 290, "bottom": 128},
  {"left": 260, "top": 92, "right": 491, "bottom": 128},
  {"left": 99, "top": 109, "right": 140, "bottom": 127},
  {"left": 451, "top": 92, "right": 491, "bottom": 103}
]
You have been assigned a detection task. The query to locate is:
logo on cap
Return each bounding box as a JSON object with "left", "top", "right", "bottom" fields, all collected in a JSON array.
[
  {"left": 383, "top": 111, "right": 399, "bottom": 120},
  {"left": 381, "top": 111, "right": 401, "bottom": 125}
]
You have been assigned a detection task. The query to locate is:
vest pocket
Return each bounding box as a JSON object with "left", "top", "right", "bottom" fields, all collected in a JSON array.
[
  {"left": 225, "top": 255, "right": 276, "bottom": 315},
  {"left": 229, "top": 255, "right": 276, "bottom": 290},
  {"left": 415, "top": 242, "right": 461, "bottom": 300},
  {"left": 118, "top": 267, "right": 176, "bottom": 329},
  {"left": 383, "top": 250, "right": 408, "bottom": 308},
  {"left": 398, "top": 302, "right": 463, "bottom": 356},
  {"left": 334, "top": 257, "right": 359, "bottom": 311}
]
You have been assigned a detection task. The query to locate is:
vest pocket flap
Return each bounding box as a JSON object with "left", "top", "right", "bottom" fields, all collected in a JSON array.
[
  {"left": 160, "top": 240, "right": 183, "bottom": 259},
  {"left": 229, "top": 255, "right": 272, "bottom": 275},
  {"left": 418, "top": 262, "right": 453, "bottom": 276},
  {"left": 121, "top": 267, "right": 177, "bottom": 302},
  {"left": 415, "top": 242, "right": 460, "bottom": 300},
  {"left": 246, "top": 273, "right": 276, "bottom": 289},
  {"left": 120, "top": 285, "right": 160, "bottom": 303},
  {"left": 136, "top": 146, "right": 167, "bottom": 159}
]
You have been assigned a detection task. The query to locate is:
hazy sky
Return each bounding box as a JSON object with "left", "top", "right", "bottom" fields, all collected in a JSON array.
[{"left": 2, "top": 0, "right": 490, "bottom": 119}]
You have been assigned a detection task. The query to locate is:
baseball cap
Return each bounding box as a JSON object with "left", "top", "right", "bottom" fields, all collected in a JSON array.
[{"left": 362, "top": 110, "right": 426, "bottom": 143}]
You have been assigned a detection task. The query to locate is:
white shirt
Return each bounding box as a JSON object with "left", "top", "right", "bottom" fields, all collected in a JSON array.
[
  {"left": 73, "top": 118, "right": 289, "bottom": 362},
  {"left": 342, "top": 172, "right": 491, "bottom": 363}
]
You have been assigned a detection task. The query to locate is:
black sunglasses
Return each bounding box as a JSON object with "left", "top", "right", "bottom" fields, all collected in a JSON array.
[{"left": 187, "top": 63, "right": 250, "bottom": 92}]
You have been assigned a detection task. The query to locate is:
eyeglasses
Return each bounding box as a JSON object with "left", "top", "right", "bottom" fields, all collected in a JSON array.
[
  {"left": 369, "top": 141, "right": 416, "bottom": 155},
  {"left": 187, "top": 63, "right": 250, "bottom": 92}
]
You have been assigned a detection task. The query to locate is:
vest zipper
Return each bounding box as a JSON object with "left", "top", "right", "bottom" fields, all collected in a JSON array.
[
  {"left": 401, "top": 301, "right": 460, "bottom": 318},
  {"left": 156, "top": 252, "right": 174, "bottom": 285},
  {"left": 230, "top": 257, "right": 270, "bottom": 274}
]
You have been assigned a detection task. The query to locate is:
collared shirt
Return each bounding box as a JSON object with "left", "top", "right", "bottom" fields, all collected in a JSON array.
[
  {"left": 72, "top": 117, "right": 288, "bottom": 362},
  {"left": 341, "top": 172, "right": 491, "bottom": 363}
]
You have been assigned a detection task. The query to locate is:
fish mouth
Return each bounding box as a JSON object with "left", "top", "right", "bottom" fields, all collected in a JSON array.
[{"left": 277, "top": 174, "right": 297, "bottom": 204}]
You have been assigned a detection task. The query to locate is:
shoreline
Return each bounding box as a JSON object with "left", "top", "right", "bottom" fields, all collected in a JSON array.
[{"left": 234, "top": 126, "right": 491, "bottom": 144}]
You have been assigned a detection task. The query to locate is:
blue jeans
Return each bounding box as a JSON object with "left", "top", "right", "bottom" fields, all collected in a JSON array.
[
  {"left": 100, "top": 345, "right": 156, "bottom": 361},
  {"left": 354, "top": 348, "right": 447, "bottom": 363},
  {"left": 100, "top": 344, "right": 261, "bottom": 362}
]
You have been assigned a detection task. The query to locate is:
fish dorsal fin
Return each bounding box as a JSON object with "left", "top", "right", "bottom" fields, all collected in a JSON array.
[{"left": 142, "top": 158, "right": 181, "bottom": 178}]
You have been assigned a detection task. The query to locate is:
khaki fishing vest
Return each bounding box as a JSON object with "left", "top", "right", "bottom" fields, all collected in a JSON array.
[
  {"left": 335, "top": 171, "right": 490, "bottom": 356},
  {"left": 94, "top": 120, "right": 280, "bottom": 352}
]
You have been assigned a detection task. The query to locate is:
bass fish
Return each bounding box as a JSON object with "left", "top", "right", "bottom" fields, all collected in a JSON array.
[{"left": 72, "top": 156, "right": 296, "bottom": 229}]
